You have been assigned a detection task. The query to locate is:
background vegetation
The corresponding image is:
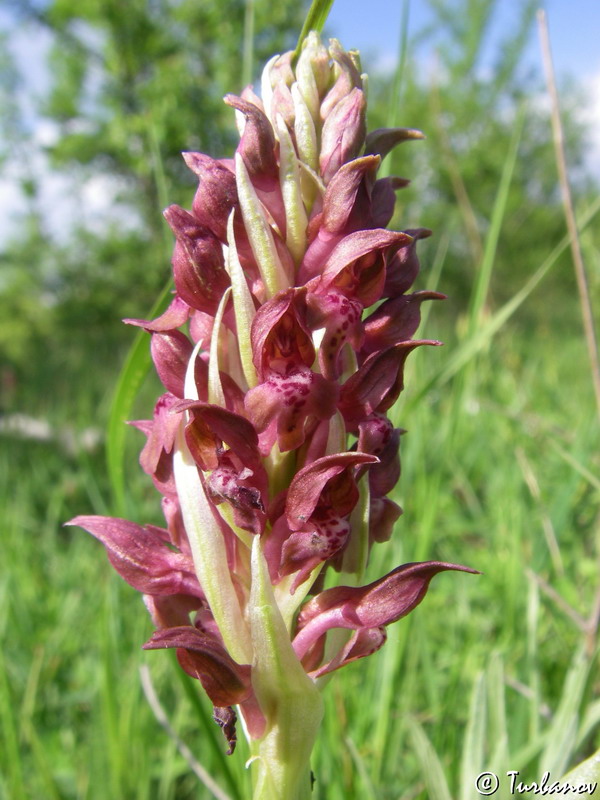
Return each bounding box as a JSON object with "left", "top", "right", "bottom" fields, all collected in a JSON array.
[{"left": 1, "top": 0, "right": 599, "bottom": 798}]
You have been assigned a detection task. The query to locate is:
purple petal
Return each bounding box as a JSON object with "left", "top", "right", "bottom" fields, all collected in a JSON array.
[
  {"left": 300, "top": 156, "right": 380, "bottom": 282},
  {"left": 250, "top": 289, "right": 314, "bottom": 379},
  {"left": 67, "top": 516, "right": 202, "bottom": 598},
  {"left": 339, "top": 341, "right": 441, "bottom": 429},
  {"left": 144, "top": 594, "right": 203, "bottom": 629},
  {"left": 164, "top": 205, "right": 230, "bottom": 315},
  {"left": 224, "top": 94, "right": 286, "bottom": 233},
  {"left": 320, "top": 87, "right": 367, "bottom": 184},
  {"left": 321, "top": 155, "right": 380, "bottom": 234},
  {"left": 286, "top": 452, "right": 378, "bottom": 531},
  {"left": 183, "top": 152, "right": 238, "bottom": 243},
  {"left": 369, "top": 497, "right": 403, "bottom": 544},
  {"left": 150, "top": 330, "right": 193, "bottom": 398},
  {"left": 175, "top": 401, "right": 262, "bottom": 473},
  {"left": 293, "top": 561, "right": 479, "bottom": 660},
  {"left": 364, "top": 127, "right": 425, "bottom": 161},
  {"left": 245, "top": 366, "right": 338, "bottom": 453},
  {"left": 384, "top": 228, "right": 432, "bottom": 297},
  {"left": 362, "top": 291, "right": 446, "bottom": 355},
  {"left": 306, "top": 290, "right": 363, "bottom": 380},
  {"left": 310, "top": 627, "right": 387, "bottom": 678},
  {"left": 302, "top": 228, "right": 412, "bottom": 308},
  {"left": 143, "top": 625, "right": 252, "bottom": 707},
  {"left": 281, "top": 514, "right": 351, "bottom": 590},
  {"left": 370, "top": 176, "right": 410, "bottom": 229},
  {"left": 136, "top": 393, "right": 182, "bottom": 476},
  {"left": 124, "top": 295, "right": 190, "bottom": 331},
  {"left": 224, "top": 95, "right": 278, "bottom": 186}
]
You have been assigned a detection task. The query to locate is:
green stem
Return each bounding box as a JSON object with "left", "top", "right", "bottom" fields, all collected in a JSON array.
[
  {"left": 249, "top": 723, "right": 318, "bottom": 800},
  {"left": 248, "top": 538, "right": 323, "bottom": 800}
]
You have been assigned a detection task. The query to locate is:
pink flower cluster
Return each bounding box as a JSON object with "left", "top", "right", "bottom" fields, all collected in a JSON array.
[{"left": 69, "top": 33, "right": 474, "bottom": 758}]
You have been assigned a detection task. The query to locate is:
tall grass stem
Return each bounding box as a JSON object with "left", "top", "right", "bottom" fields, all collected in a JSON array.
[
  {"left": 537, "top": 9, "right": 600, "bottom": 420},
  {"left": 139, "top": 666, "right": 233, "bottom": 800}
]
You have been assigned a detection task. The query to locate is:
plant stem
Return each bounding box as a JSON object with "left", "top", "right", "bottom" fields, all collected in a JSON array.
[{"left": 537, "top": 9, "right": 600, "bottom": 421}]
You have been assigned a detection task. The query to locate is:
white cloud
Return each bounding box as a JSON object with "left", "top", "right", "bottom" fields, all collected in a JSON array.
[{"left": 580, "top": 70, "right": 600, "bottom": 179}]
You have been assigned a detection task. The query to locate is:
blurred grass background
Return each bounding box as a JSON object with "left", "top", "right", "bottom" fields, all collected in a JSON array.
[{"left": 1, "top": 0, "right": 599, "bottom": 798}]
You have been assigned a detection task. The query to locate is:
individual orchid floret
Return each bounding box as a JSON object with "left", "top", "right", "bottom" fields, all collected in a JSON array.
[
  {"left": 293, "top": 561, "right": 479, "bottom": 678},
  {"left": 68, "top": 31, "right": 476, "bottom": 800}
]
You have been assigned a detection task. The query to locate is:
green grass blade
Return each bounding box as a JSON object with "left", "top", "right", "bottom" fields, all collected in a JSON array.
[
  {"left": 459, "top": 671, "right": 486, "bottom": 800},
  {"left": 294, "top": 0, "right": 335, "bottom": 58},
  {"left": 526, "top": 579, "right": 542, "bottom": 742},
  {"left": 486, "top": 653, "right": 509, "bottom": 775},
  {"left": 577, "top": 700, "right": 600, "bottom": 750},
  {"left": 106, "top": 277, "right": 173, "bottom": 515},
  {"left": 242, "top": 0, "right": 255, "bottom": 88},
  {"left": 345, "top": 735, "right": 378, "bottom": 800},
  {"left": 540, "top": 645, "right": 591, "bottom": 777},
  {"left": 406, "top": 716, "right": 453, "bottom": 800},
  {"left": 556, "top": 748, "right": 600, "bottom": 796},
  {"left": 409, "top": 195, "right": 600, "bottom": 407},
  {"left": 0, "top": 648, "right": 26, "bottom": 800},
  {"left": 549, "top": 441, "right": 600, "bottom": 493},
  {"left": 171, "top": 654, "right": 246, "bottom": 800},
  {"left": 467, "top": 105, "right": 525, "bottom": 336}
]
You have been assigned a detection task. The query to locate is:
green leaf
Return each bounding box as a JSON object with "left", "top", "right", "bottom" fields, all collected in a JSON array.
[
  {"left": 555, "top": 749, "right": 600, "bottom": 798},
  {"left": 294, "top": 0, "right": 335, "bottom": 60},
  {"left": 466, "top": 105, "right": 525, "bottom": 337}
]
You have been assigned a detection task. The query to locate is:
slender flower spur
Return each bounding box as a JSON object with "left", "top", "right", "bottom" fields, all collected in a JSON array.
[{"left": 68, "top": 33, "right": 477, "bottom": 800}]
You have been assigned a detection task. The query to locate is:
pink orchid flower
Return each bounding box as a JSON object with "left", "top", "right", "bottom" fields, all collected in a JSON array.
[{"left": 68, "top": 32, "right": 476, "bottom": 800}]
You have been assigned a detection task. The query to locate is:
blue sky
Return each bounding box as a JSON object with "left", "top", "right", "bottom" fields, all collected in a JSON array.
[
  {"left": 326, "top": 0, "right": 600, "bottom": 80},
  {"left": 1, "top": 0, "right": 599, "bottom": 241}
]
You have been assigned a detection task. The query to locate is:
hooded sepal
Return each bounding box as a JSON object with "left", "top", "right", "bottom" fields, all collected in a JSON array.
[
  {"left": 293, "top": 561, "right": 479, "bottom": 666},
  {"left": 183, "top": 152, "right": 238, "bottom": 243},
  {"left": 384, "top": 227, "right": 432, "bottom": 297},
  {"left": 362, "top": 291, "right": 446, "bottom": 355},
  {"left": 303, "top": 228, "right": 412, "bottom": 308},
  {"left": 300, "top": 155, "right": 381, "bottom": 281},
  {"left": 251, "top": 288, "right": 314, "bottom": 379},
  {"left": 364, "top": 127, "right": 425, "bottom": 161},
  {"left": 279, "top": 452, "right": 378, "bottom": 590},
  {"left": 339, "top": 340, "right": 441, "bottom": 429},
  {"left": 163, "top": 205, "right": 230, "bottom": 315}
]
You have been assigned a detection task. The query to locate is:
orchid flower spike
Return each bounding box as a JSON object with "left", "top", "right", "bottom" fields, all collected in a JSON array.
[{"left": 68, "top": 32, "right": 477, "bottom": 800}]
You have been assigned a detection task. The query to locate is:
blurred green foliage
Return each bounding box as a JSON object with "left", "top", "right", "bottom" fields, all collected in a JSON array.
[
  {"left": 1, "top": 1, "right": 599, "bottom": 796},
  {"left": 0, "top": 0, "right": 308, "bottom": 413},
  {"left": 1, "top": 0, "right": 597, "bottom": 417},
  {"left": 367, "top": 0, "right": 598, "bottom": 330}
]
